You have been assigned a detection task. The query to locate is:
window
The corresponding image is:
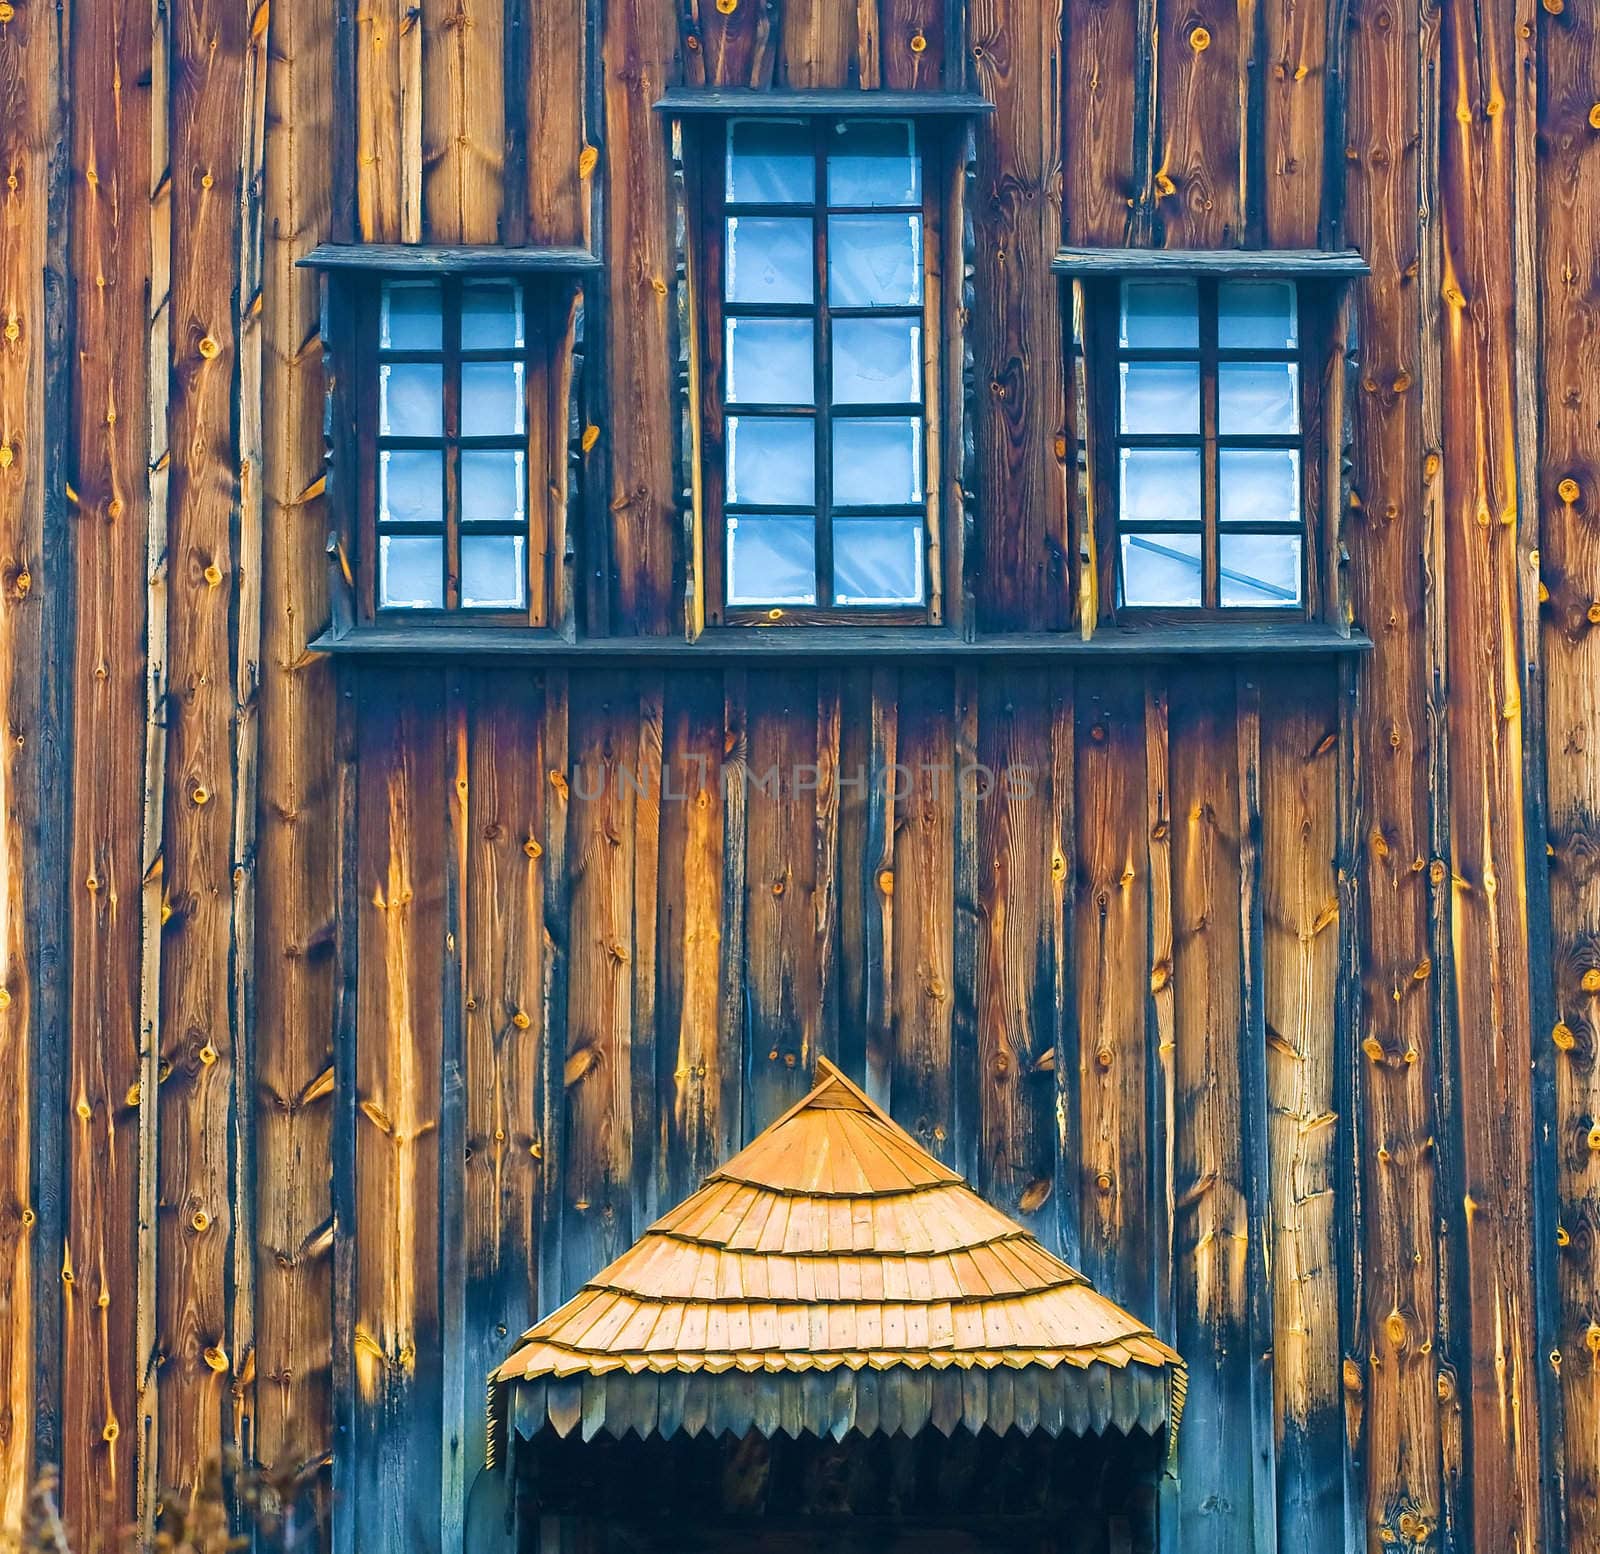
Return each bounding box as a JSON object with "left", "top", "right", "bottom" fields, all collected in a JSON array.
[
  {"left": 1111, "top": 277, "right": 1308, "bottom": 612},
  {"left": 704, "top": 117, "right": 937, "bottom": 621},
  {"left": 369, "top": 277, "right": 532, "bottom": 613}
]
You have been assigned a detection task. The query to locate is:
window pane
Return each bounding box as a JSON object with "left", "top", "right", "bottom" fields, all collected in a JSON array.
[
  {"left": 462, "top": 360, "right": 525, "bottom": 435},
  {"left": 1120, "top": 448, "right": 1201, "bottom": 524},
  {"left": 1220, "top": 448, "right": 1300, "bottom": 524},
  {"left": 380, "top": 448, "right": 444, "bottom": 525},
  {"left": 380, "top": 362, "right": 443, "bottom": 436},
  {"left": 832, "top": 317, "right": 921, "bottom": 405},
  {"left": 727, "top": 216, "right": 814, "bottom": 305},
  {"left": 726, "top": 317, "right": 814, "bottom": 405},
  {"left": 460, "top": 534, "right": 527, "bottom": 609},
  {"left": 727, "top": 515, "right": 817, "bottom": 605},
  {"left": 1119, "top": 361, "right": 1200, "bottom": 433},
  {"left": 833, "top": 518, "right": 923, "bottom": 605},
  {"left": 727, "top": 119, "right": 813, "bottom": 205},
  {"left": 827, "top": 120, "right": 919, "bottom": 207},
  {"left": 461, "top": 449, "right": 526, "bottom": 523},
  {"left": 381, "top": 282, "right": 443, "bottom": 351},
  {"left": 1218, "top": 361, "right": 1299, "bottom": 433},
  {"left": 1121, "top": 531, "right": 1202, "bottom": 608},
  {"left": 1119, "top": 281, "right": 1199, "bottom": 349},
  {"left": 1218, "top": 280, "right": 1298, "bottom": 350},
  {"left": 828, "top": 215, "right": 922, "bottom": 306},
  {"left": 462, "top": 281, "right": 525, "bottom": 350},
  {"left": 832, "top": 416, "right": 922, "bottom": 506},
  {"left": 727, "top": 416, "right": 816, "bottom": 505},
  {"left": 379, "top": 534, "right": 444, "bottom": 609},
  {"left": 1221, "top": 533, "right": 1302, "bottom": 607}
]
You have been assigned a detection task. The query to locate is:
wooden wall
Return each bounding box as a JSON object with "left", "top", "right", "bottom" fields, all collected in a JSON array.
[{"left": 0, "top": 2, "right": 1594, "bottom": 1554}]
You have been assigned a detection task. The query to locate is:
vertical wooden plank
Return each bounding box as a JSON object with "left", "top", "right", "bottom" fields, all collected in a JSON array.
[
  {"left": 1539, "top": 0, "right": 1600, "bottom": 1543},
  {"left": 0, "top": 0, "right": 60, "bottom": 1526},
  {"left": 889, "top": 671, "right": 956, "bottom": 1165},
  {"left": 1235, "top": 673, "right": 1279, "bottom": 1552},
  {"left": 969, "top": 0, "right": 1070, "bottom": 631},
  {"left": 519, "top": 0, "right": 588, "bottom": 248},
  {"left": 353, "top": 672, "right": 447, "bottom": 1553},
  {"left": 689, "top": 0, "right": 777, "bottom": 88},
  {"left": 1074, "top": 672, "right": 1151, "bottom": 1311},
  {"left": 777, "top": 0, "right": 853, "bottom": 88},
  {"left": 656, "top": 673, "right": 729, "bottom": 1203},
  {"left": 461, "top": 675, "right": 550, "bottom": 1485},
  {"left": 1260, "top": 0, "right": 1326, "bottom": 247},
  {"left": 1437, "top": 0, "right": 1544, "bottom": 1544},
  {"left": 880, "top": 0, "right": 945, "bottom": 91},
  {"left": 864, "top": 669, "right": 898, "bottom": 1106},
  {"left": 355, "top": 0, "right": 407, "bottom": 242},
  {"left": 1343, "top": 0, "right": 1444, "bottom": 1542},
  {"left": 156, "top": 0, "right": 249, "bottom": 1504},
  {"left": 421, "top": 0, "right": 504, "bottom": 243},
  {"left": 1260, "top": 671, "right": 1343, "bottom": 1551},
  {"left": 630, "top": 674, "right": 663, "bottom": 1231},
  {"left": 1061, "top": 0, "right": 1139, "bottom": 245},
  {"left": 1166, "top": 671, "right": 1252, "bottom": 1552},
  {"left": 1153, "top": 0, "right": 1244, "bottom": 247},
  {"left": 974, "top": 669, "right": 1060, "bottom": 1242},
  {"left": 1143, "top": 673, "right": 1176, "bottom": 1345},
  {"left": 742, "top": 671, "right": 829, "bottom": 1131},
  {"left": 257, "top": 0, "right": 338, "bottom": 1505},
  {"left": 64, "top": 0, "right": 153, "bottom": 1539},
  {"left": 601, "top": 0, "right": 678, "bottom": 632},
  {"left": 950, "top": 669, "right": 981, "bottom": 1190},
  {"left": 560, "top": 674, "right": 637, "bottom": 1295}
]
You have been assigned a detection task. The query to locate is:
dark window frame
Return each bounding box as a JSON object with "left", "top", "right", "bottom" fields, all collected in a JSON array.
[
  {"left": 1084, "top": 275, "right": 1329, "bottom": 623},
  {"left": 692, "top": 115, "right": 951, "bottom": 629}
]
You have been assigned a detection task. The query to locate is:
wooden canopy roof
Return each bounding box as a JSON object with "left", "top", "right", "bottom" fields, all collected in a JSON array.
[{"left": 492, "top": 1061, "right": 1182, "bottom": 1448}]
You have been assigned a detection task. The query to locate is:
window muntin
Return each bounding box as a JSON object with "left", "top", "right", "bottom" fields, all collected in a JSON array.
[
  {"left": 717, "top": 118, "right": 929, "bottom": 614},
  {"left": 374, "top": 278, "right": 531, "bottom": 612},
  {"left": 1113, "top": 278, "right": 1306, "bottom": 612}
]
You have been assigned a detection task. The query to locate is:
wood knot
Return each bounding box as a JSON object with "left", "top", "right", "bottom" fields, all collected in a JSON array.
[
  {"left": 0, "top": 5, "right": 15, "bottom": 21},
  {"left": 198, "top": 335, "right": 220, "bottom": 360},
  {"left": 1554, "top": 1021, "right": 1576, "bottom": 1051},
  {"left": 512, "top": 1010, "right": 531, "bottom": 1030},
  {"left": 1581, "top": 968, "right": 1600, "bottom": 992},
  {"left": 192, "top": 1210, "right": 211, "bottom": 1232},
  {"left": 0, "top": 445, "right": 12, "bottom": 470},
  {"left": 579, "top": 146, "right": 599, "bottom": 179},
  {"left": 1189, "top": 25, "right": 1210, "bottom": 50},
  {"left": 910, "top": 31, "right": 926, "bottom": 52},
  {"left": 581, "top": 425, "right": 600, "bottom": 454},
  {"left": 1559, "top": 477, "right": 1581, "bottom": 503},
  {"left": 203, "top": 1346, "right": 229, "bottom": 1372},
  {"left": 200, "top": 1044, "right": 218, "bottom": 1066},
  {"left": 192, "top": 785, "right": 210, "bottom": 805},
  {"left": 716, "top": 0, "right": 736, "bottom": 12},
  {"left": 204, "top": 562, "right": 223, "bottom": 587},
  {"left": 524, "top": 835, "right": 543, "bottom": 858}
]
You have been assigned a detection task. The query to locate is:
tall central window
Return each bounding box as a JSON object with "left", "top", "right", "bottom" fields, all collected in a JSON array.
[{"left": 711, "top": 118, "right": 931, "bottom": 616}]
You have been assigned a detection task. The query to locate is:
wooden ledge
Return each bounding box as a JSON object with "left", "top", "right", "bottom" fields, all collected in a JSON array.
[
  {"left": 298, "top": 243, "right": 602, "bottom": 274},
  {"left": 1052, "top": 246, "right": 1369, "bottom": 279},
  {"left": 310, "top": 622, "right": 1371, "bottom": 666},
  {"left": 655, "top": 88, "right": 994, "bottom": 118}
]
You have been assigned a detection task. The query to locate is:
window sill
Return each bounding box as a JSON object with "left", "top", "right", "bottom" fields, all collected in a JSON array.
[{"left": 310, "top": 621, "right": 1371, "bottom": 665}]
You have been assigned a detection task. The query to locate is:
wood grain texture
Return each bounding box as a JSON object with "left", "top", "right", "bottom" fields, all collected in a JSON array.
[
  {"left": 355, "top": 0, "right": 415, "bottom": 243},
  {"left": 1437, "top": 0, "right": 1543, "bottom": 1544},
  {"left": 353, "top": 672, "right": 447, "bottom": 1552},
  {"left": 560, "top": 677, "right": 640, "bottom": 1296},
  {"left": 257, "top": 0, "right": 338, "bottom": 1498},
  {"left": 156, "top": 0, "right": 250, "bottom": 1503},
  {"left": 776, "top": 0, "right": 853, "bottom": 87},
  {"left": 519, "top": 0, "right": 588, "bottom": 246},
  {"left": 0, "top": 0, "right": 53, "bottom": 1526},
  {"left": 970, "top": 0, "right": 1071, "bottom": 630},
  {"left": 1154, "top": 0, "right": 1244, "bottom": 247},
  {"left": 1165, "top": 672, "right": 1253, "bottom": 1552},
  {"left": 1539, "top": 0, "right": 1600, "bottom": 1541},
  {"left": 64, "top": 0, "right": 154, "bottom": 1539},
  {"left": 1260, "top": 0, "right": 1325, "bottom": 247},
  {"left": 1073, "top": 673, "right": 1151, "bottom": 1312},
  {"left": 1343, "top": 0, "right": 1444, "bottom": 1542},
  {"left": 421, "top": 0, "right": 504, "bottom": 242},
  {"left": 1260, "top": 671, "right": 1342, "bottom": 1549},
  {"left": 600, "top": 0, "right": 679, "bottom": 632},
  {"left": 1061, "top": 0, "right": 1139, "bottom": 244}
]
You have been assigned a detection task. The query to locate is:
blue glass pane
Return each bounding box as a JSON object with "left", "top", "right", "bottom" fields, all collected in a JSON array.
[
  {"left": 727, "top": 119, "right": 813, "bottom": 205},
  {"left": 1218, "top": 281, "right": 1297, "bottom": 349},
  {"left": 1121, "top": 532, "right": 1202, "bottom": 607},
  {"left": 727, "top": 516, "right": 816, "bottom": 605},
  {"left": 380, "top": 448, "right": 443, "bottom": 525},
  {"left": 832, "top": 417, "right": 922, "bottom": 506},
  {"left": 461, "top": 450, "right": 526, "bottom": 523},
  {"left": 460, "top": 534, "right": 527, "bottom": 609},
  {"left": 1220, "top": 533, "right": 1302, "bottom": 607},
  {"left": 727, "top": 216, "right": 814, "bottom": 305},
  {"left": 462, "top": 282, "right": 525, "bottom": 350},
  {"left": 1219, "top": 449, "right": 1300, "bottom": 524},
  {"left": 727, "top": 416, "right": 815, "bottom": 506},
  {"left": 832, "top": 317, "right": 920, "bottom": 405},
  {"left": 462, "top": 360, "right": 525, "bottom": 436},
  {"left": 827, "top": 120, "right": 919, "bottom": 206},
  {"left": 828, "top": 215, "right": 922, "bottom": 306},
  {"left": 381, "top": 282, "right": 443, "bottom": 351},
  {"left": 1119, "top": 361, "right": 1200, "bottom": 433},
  {"left": 1120, "top": 448, "right": 1201, "bottom": 524},
  {"left": 833, "top": 518, "right": 923, "bottom": 605},
  {"left": 1119, "top": 281, "right": 1198, "bottom": 349},
  {"left": 379, "top": 534, "right": 444, "bottom": 609},
  {"left": 726, "top": 317, "right": 814, "bottom": 405},
  {"left": 380, "top": 362, "right": 443, "bottom": 436},
  {"left": 1218, "top": 362, "right": 1299, "bottom": 434}
]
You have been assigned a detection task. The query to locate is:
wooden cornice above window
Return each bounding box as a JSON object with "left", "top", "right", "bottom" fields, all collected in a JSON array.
[
  {"left": 1052, "top": 246, "right": 1369, "bottom": 279},
  {"left": 298, "top": 243, "right": 601, "bottom": 274},
  {"left": 655, "top": 87, "right": 994, "bottom": 118}
]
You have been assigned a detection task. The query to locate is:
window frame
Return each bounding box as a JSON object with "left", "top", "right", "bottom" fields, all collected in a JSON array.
[
  {"left": 1082, "top": 274, "right": 1331, "bottom": 624},
  {"left": 691, "top": 114, "right": 953, "bottom": 629}
]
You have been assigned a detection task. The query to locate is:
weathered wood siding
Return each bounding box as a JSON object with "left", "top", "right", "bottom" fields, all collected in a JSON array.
[{"left": 0, "top": 3, "right": 1591, "bottom": 1554}]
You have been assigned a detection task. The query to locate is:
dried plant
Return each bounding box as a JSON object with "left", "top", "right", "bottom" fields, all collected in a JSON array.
[{"left": 7, "top": 1455, "right": 324, "bottom": 1554}]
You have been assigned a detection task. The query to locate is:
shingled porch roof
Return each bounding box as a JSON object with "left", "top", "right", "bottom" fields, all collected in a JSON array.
[{"left": 491, "top": 1060, "right": 1182, "bottom": 1448}]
